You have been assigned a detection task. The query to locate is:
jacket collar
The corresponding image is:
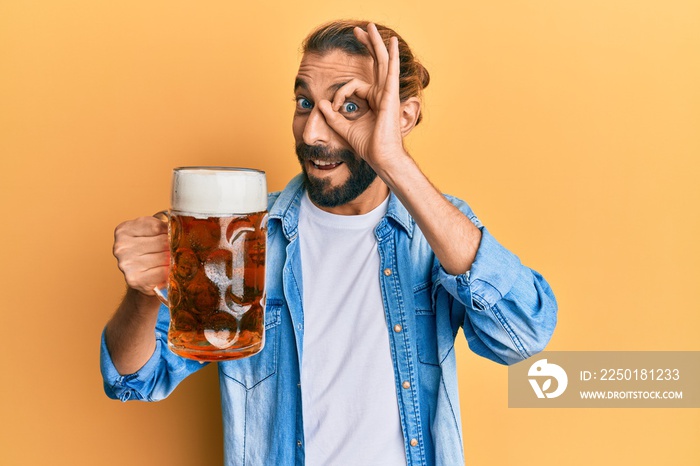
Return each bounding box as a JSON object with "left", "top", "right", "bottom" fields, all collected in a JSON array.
[{"left": 269, "top": 173, "right": 414, "bottom": 240}]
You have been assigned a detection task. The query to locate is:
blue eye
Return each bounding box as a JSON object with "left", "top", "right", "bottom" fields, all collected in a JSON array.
[
  {"left": 341, "top": 102, "right": 358, "bottom": 113},
  {"left": 296, "top": 97, "right": 313, "bottom": 110}
]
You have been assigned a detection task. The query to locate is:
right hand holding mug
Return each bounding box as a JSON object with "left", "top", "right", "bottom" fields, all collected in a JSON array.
[{"left": 112, "top": 216, "right": 169, "bottom": 296}]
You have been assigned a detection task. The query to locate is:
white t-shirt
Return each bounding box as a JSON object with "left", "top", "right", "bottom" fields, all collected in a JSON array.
[{"left": 299, "top": 192, "right": 406, "bottom": 466}]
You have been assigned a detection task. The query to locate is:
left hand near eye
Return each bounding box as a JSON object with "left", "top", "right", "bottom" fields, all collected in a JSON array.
[
  {"left": 318, "top": 24, "right": 484, "bottom": 278},
  {"left": 317, "top": 23, "right": 407, "bottom": 168}
]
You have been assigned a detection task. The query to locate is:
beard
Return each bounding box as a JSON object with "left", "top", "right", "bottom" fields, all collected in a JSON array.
[{"left": 296, "top": 143, "right": 378, "bottom": 208}]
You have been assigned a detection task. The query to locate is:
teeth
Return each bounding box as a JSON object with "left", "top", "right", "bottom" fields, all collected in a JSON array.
[{"left": 312, "top": 159, "right": 340, "bottom": 167}]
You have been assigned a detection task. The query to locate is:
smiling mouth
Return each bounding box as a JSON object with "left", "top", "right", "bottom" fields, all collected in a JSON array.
[{"left": 310, "top": 159, "right": 344, "bottom": 170}]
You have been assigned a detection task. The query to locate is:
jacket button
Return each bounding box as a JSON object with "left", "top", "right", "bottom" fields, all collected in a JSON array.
[
  {"left": 402, "top": 381, "right": 411, "bottom": 389},
  {"left": 393, "top": 324, "right": 402, "bottom": 333},
  {"left": 297, "top": 440, "right": 302, "bottom": 447},
  {"left": 383, "top": 268, "right": 392, "bottom": 276},
  {"left": 410, "top": 438, "right": 418, "bottom": 447}
]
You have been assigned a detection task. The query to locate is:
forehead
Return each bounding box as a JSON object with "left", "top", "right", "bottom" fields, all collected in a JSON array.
[{"left": 295, "top": 50, "right": 373, "bottom": 94}]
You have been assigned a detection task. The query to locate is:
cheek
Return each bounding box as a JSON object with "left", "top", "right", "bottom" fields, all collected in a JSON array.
[{"left": 292, "top": 115, "right": 306, "bottom": 142}]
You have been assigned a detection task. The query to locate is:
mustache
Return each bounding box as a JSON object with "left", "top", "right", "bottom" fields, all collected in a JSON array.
[{"left": 295, "top": 143, "right": 356, "bottom": 164}]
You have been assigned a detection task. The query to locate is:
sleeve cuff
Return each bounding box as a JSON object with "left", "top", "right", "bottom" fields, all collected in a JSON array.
[
  {"left": 436, "top": 226, "right": 522, "bottom": 309},
  {"left": 100, "top": 327, "right": 162, "bottom": 402}
]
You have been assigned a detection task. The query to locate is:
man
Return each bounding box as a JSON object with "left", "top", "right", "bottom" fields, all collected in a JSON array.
[{"left": 101, "top": 20, "right": 558, "bottom": 465}]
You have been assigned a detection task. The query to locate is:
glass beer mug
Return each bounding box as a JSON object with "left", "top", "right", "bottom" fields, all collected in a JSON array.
[{"left": 154, "top": 167, "right": 268, "bottom": 361}]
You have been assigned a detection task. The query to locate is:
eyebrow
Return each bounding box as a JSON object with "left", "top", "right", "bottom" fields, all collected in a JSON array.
[
  {"left": 293, "top": 78, "right": 349, "bottom": 95},
  {"left": 329, "top": 82, "right": 348, "bottom": 93},
  {"left": 294, "top": 78, "right": 308, "bottom": 92}
]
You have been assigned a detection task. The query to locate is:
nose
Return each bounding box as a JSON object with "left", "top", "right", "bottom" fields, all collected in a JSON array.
[{"left": 302, "top": 106, "right": 332, "bottom": 146}]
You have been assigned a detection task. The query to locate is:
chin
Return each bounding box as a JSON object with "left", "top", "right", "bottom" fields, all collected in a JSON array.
[
  {"left": 303, "top": 168, "right": 377, "bottom": 208},
  {"left": 296, "top": 143, "right": 378, "bottom": 208}
]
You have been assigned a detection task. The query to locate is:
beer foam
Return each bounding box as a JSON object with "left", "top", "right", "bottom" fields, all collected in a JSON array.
[{"left": 172, "top": 167, "right": 267, "bottom": 216}]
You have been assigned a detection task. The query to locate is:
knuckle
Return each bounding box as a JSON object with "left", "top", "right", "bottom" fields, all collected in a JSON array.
[
  {"left": 124, "top": 276, "right": 139, "bottom": 289},
  {"left": 112, "top": 240, "right": 129, "bottom": 258},
  {"left": 114, "top": 223, "right": 126, "bottom": 238},
  {"left": 114, "top": 218, "right": 138, "bottom": 238},
  {"left": 116, "top": 257, "right": 132, "bottom": 273}
]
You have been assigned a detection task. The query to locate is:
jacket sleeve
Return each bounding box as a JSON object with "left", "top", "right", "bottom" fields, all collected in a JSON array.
[
  {"left": 100, "top": 303, "right": 209, "bottom": 401},
  {"left": 433, "top": 196, "right": 558, "bottom": 365}
]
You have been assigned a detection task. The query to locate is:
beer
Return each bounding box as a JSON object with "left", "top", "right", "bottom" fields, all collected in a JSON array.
[
  {"left": 158, "top": 167, "right": 268, "bottom": 361},
  {"left": 167, "top": 211, "right": 267, "bottom": 360}
]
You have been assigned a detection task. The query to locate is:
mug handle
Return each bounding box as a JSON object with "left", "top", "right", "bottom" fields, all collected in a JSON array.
[{"left": 152, "top": 210, "right": 170, "bottom": 307}]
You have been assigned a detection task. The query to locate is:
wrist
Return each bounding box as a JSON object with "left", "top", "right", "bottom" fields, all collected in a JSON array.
[
  {"left": 125, "top": 287, "right": 161, "bottom": 314},
  {"left": 372, "top": 148, "right": 416, "bottom": 188}
]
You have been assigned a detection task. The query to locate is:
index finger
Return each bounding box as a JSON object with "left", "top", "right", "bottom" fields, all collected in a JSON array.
[
  {"left": 115, "top": 216, "right": 168, "bottom": 238},
  {"left": 331, "top": 78, "right": 372, "bottom": 111}
]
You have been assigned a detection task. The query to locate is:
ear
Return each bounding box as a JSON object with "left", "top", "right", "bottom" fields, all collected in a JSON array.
[{"left": 399, "top": 97, "right": 422, "bottom": 137}]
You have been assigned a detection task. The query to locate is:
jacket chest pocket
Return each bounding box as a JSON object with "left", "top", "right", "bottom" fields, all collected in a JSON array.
[
  {"left": 414, "top": 284, "right": 440, "bottom": 366},
  {"left": 219, "top": 303, "right": 282, "bottom": 389}
]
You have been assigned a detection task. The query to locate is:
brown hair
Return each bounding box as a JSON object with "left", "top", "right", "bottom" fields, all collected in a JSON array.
[{"left": 302, "top": 20, "right": 430, "bottom": 124}]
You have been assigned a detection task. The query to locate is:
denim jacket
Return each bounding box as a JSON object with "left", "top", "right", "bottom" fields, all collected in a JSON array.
[{"left": 101, "top": 174, "right": 557, "bottom": 466}]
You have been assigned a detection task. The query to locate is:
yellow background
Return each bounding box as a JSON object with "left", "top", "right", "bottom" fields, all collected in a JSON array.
[{"left": 1, "top": 1, "right": 698, "bottom": 465}]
